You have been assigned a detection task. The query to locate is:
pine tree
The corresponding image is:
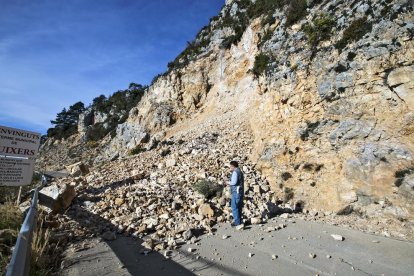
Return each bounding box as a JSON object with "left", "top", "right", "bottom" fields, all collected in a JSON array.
[{"left": 47, "top": 102, "right": 85, "bottom": 139}]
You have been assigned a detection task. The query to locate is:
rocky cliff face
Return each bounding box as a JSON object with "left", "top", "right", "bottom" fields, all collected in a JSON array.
[{"left": 39, "top": 0, "right": 414, "bottom": 229}]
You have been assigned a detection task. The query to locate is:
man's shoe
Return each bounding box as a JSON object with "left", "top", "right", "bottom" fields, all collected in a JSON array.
[
  {"left": 236, "top": 224, "right": 244, "bottom": 231},
  {"left": 230, "top": 222, "right": 237, "bottom": 227}
]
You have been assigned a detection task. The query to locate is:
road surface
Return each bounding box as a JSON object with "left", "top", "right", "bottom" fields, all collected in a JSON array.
[{"left": 60, "top": 218, "right": 414, "bottom": 276}]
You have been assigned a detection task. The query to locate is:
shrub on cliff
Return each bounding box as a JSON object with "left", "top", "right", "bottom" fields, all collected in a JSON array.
[
  {"left": 302, "top": 13, "right": 336, "bottom": 47},
  {"left": 247, "top": 0, "right": 286, "bottom": 20},
  {"left": 128, "top": 145, "right": 145, "bottom": 156},
  {"left": 335, "top": 17, "right": 372, "bottom": 51},
  {"left": 285, "top": 0, "right": 308, "bottom": 26},
  {"left": 252, "top": 52, "right": 271, "bottom": 77}
]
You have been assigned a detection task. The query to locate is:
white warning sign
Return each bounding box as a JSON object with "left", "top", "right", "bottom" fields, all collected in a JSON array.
[{"left": 0, "top": 125, "right": 41, "bottom": 186}]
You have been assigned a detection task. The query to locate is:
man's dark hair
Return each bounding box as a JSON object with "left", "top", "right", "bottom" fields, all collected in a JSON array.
[{"left": 230, "top": 161, "right": 239, "bottom": 167}]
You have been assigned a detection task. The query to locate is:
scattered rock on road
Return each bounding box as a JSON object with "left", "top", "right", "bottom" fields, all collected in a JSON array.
[{"left": 331, "top": 234, "right": 345, "bottom": 241}]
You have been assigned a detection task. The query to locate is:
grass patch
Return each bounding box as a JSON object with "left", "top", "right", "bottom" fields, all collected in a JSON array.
[
  {"left": 30, "top": 229, "right": 57, "bottom": 276},
  {"left": 193, "top": 179, "right": 222, "bottom": 199},
  {"left": 0, "top": 202, "right": 22, "bottom": 274},
  {"left": 335, "top": 17, "right": 372, "bottom": 51},
  {"left": 87, "top": 140, "right": 99, "bottom": 148}
]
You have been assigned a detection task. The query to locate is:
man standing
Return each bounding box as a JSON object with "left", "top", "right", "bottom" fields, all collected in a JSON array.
[{"left": 229, "top": 160, "right": 244, "bottom": 227}]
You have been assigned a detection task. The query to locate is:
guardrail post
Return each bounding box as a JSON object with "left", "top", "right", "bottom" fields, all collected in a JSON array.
[{"left": 6, "top": 175, "right": 47, "bottom": 276}]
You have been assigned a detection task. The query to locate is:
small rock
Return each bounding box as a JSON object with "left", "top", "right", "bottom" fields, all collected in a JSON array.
[
  {"left": 183, "top": 229, "right": 193, "bottom": 240},
  {"left": 164, "top": 250, "right": 172, "bottom": 257},
  {"left": 114, "top": 198, "right": 125, "bottom": 206},
  {"left": 280, "top": 213, "right": 290, "bottom": 219},
  {"left": 309, "top": 253, "right": 316, "bottom": 259},
  {"left": 331, "top": 234, "right": 344, "bottom": 241},
  {"left": 222, "top": 235, "right": 229, "bottom": 240},
  {"left": 271, "top": 254, "right": 278, "bottom": 260},
  {"left": 166, "top": 159, "right": 177, "bottom": 167},
  {"left": 159, "top": 213, "right": 170, "bottom": 219},
  {"left": 248, "top": 252, "right": 253, "bottom": 258},
  {"left": 326, "top": 255, "right": 331, "bottom": 259},
  {"left": 188, "top": 247, "right": 195, "bottom": 253}
]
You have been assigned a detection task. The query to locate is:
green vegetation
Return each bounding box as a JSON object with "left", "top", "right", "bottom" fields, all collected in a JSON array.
[
  {"left": 168, "top": 37, "right": 211, "bottom": 69},
  {"left": 87, "top": 140, "right": 99, "bottom": 148},
  {"left": 221, "top": 26, "right": 245, "bottom": 49},
  {"left": 128, "top": 145, "right": 145, "bottom": 156},
  {"left": 302, "top": 13, "right": 336, "bottom": 47},
  {"left": 252, "top": 52, "right": 271, "bottom": 77},
  {"left": 30, "top": 229, "right": 57, "bottom": 276},
  {"left": 335, "top": 17, "right": 372, "bottom": 51},
  {"left": 47, "top": 102, "right": 85, "bottom": 139},
  {"left": 219, "top": 10, "right": 250, "bottom": 49},
  {"left": 85, "top": 123, "right": 108, "bottom": 142},
  {"left": 259, "top": 28, "right": 273, "bottom": 47},
  {"left": 283, "top": 187, "right": 294, "bottom": 202},
  {"left": 193, "top": 179, "right": 222, "bottom": 199},
  {"left": 164, "top": 0, "right": 309, "bottom": 73},
  {"left": 92, "top": 83, "right": 146, "bottom": 114},
  {"left": 246, "top": 0, "right": 286, "bottom": 20},
  {"left": 0, "top": 202, "right": 22, "bottom": 274},
  {"left": 48, "top": 83, "right": 147, "bottom": 142},
  {"left": 285, "top": 0, "right": 308, "bottom": 26}
]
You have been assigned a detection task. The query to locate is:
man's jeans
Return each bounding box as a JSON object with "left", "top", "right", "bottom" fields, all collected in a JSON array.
[{"left": 231, "top": 186, "right": 243, "bottom": 225}]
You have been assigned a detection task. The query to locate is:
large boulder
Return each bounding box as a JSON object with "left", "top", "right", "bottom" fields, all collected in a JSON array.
[
  {"left": 198, "top": 203, "right": 214, "bottom": 218},
  {"left": 66, "top": 162, "right": 89, "bottom": 177},
  {"left": 38, "top": 184, "right": 76, "bottom": 213}
]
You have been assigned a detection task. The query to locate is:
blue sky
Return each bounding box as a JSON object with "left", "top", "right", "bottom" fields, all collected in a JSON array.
[{"left": 0, "top": 0, "right": 224, "bottom": 134}]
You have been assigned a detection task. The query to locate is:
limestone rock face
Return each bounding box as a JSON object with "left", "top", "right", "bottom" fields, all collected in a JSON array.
[{"left": 105, "top": 122, "right": 149, "bottom": 158}]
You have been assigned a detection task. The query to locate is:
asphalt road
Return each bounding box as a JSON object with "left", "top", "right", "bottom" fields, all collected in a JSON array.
[{"left": 60, "top": 218, "right": 414, "bottom": 276}]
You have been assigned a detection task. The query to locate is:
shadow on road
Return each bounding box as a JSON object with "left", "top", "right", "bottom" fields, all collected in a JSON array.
[{"left": 60, "top": 177, "right": 248, "bottom": 276}]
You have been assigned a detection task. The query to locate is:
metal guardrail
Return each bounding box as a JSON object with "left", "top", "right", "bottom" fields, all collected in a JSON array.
[{"left": 6, "top": 175, "right": 47, "bottom": 276}]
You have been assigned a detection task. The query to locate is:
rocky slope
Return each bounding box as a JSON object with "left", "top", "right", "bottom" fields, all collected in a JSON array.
[
  {"left": 44, "top": 114, "right": 413, "bottom": 259},
  {"left": 38, "top": 0, "right": 414, "bottom": 237}
]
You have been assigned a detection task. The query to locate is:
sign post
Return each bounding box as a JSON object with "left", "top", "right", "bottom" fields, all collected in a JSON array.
[{"left": 0, "top": 125, "right": 41, "bottom": 186}]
